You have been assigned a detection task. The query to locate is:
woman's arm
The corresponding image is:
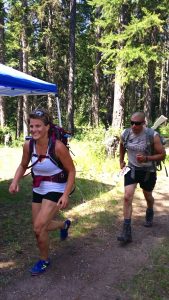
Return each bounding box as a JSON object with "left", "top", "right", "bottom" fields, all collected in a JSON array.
[
  {"left": 9, "top": 141, "right": 31, "bottom": 193},
  {"left": 55, "top": 140, "right": 76, "bottom": 208}
]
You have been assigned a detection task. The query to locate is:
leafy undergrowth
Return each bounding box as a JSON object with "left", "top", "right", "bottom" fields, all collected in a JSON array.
[{"left": 125, "top": 240, "right": 169, "bottom": 300}]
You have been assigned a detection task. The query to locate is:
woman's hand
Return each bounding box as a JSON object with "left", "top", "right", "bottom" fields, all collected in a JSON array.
[
  {"left": 57, "top": 195, "right": 69, "bottom": 209},
  {"left": 9, "top": 182, "right": 19, "bottom": 194}
]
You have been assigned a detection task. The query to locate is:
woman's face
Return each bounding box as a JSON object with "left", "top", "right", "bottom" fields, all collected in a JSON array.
[{"left": 29, "top": 118, "right": 49, "bottom": 140}]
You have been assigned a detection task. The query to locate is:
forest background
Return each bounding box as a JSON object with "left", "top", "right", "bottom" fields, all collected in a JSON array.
[
  {"left": 0, "top": 0, "right": 169, "bottom": 141},
  {"left": 1, "top": 1, "right": 169, "bottom": 297}
]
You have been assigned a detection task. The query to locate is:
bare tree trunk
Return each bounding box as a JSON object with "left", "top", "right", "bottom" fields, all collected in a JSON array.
[
  {"left": 17, "top": 50, "right": 24, "bottom": 138},
  {"left": 91, "top": 21, "right": 101, "bottom": 127},
  {"left": 0, "top": 1, "right": 5, "bottom": 127},
  {"left": 21, "top": 0, "right": 29, "bottom": 137},
  {"left": 16, "top": 97, "right": 23, "bottom": 138},
  {"left": 159, "top": 63, "right": 164, "bottom": 112},
  {"left": 144, "top": 60, "right": 156, "bottom": 123},
  {"left": 91, "top": 56, "right": 100, "bottom": 126},
  {"left": 67, "top": 0, "right": 76, "bottom": 133},
  {"left": 45, "top": 4, "right": 55, "bottom": 115},
  {"left": 111, "top": 4, "right": 129, "bottom": 129},
  {"left": 112, "top": 66, "right": 125, "bottom": 128},
  {"left": 160, "top": 60, "right": 169, "bottom": 117}
]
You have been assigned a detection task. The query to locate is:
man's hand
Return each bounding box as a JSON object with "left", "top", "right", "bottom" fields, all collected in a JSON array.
[
  {"left": 120, "top": 161, "right": 126, "bottom": 169},
  {"left": 136, "top": 154, "right": 147, "bottom": 163}
]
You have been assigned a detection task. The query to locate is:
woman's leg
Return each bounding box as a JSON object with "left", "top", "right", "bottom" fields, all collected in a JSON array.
[{"left": 32, "top": 199, "right": 60, "bottom": 260}]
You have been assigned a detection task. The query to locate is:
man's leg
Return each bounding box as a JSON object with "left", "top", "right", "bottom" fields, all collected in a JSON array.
[
  {"left": 117, "top": 183, "right": 136, "bottom": 242},
  {"left": 141, "top": 172, "right": 156, "bottom": 227},
  {"left": 143, "top": 190, "right": 154, "bottom": 227}
]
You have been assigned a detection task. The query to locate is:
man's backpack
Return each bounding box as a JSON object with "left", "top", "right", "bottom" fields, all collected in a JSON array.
[{"left": 123, "top": 127, "right": 167, "bottom": 175}]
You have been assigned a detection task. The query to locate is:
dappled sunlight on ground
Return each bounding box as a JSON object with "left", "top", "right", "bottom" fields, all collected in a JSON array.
[{"left": 0, "top": 260, "right": 16, "bottom": 269}]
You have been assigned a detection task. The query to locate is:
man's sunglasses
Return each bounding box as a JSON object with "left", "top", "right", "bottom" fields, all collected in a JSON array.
[{"left": 130, "top": 121, "right": 143, "bottom": 126}]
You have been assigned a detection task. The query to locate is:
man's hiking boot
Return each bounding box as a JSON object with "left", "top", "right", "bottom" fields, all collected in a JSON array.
[
  {"left": 144, "top": 208, "right": 154, "bottom": 227},
  {"left": 117, "top": 223, "right": 132, "bottom": 243}
]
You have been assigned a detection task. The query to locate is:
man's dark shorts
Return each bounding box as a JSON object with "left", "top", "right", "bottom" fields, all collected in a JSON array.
[
  {"left": 124, "top": 170, "right": 157, "bottom": 192},
  {"left": 32, "top": 191, "right": 63, "bottom": 203}
]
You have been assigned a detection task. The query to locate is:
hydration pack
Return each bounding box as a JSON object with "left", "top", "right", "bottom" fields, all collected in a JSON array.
[{"left": 25, "top": 125, "right": 72, "bottom": 186}]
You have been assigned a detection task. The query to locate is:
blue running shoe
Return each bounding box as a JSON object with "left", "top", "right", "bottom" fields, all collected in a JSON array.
[
  {"left": 60, "top": 219, "right": 71, "bottom": 241},
  {"left": 30, "top": 259, "right": 50, "bottom": 276}
]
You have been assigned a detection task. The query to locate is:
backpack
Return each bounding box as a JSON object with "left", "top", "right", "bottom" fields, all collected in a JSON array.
[
  {"left": 123, "top": 127, "right": 167, "bottom": 175},
  {"left": 25, "top": 125, "right": 72, "bottom": 185}
]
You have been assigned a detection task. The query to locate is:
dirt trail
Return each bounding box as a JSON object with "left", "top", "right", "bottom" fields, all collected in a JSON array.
[{"left": 1, "top": 173, "right": 169, "bottom": 300}]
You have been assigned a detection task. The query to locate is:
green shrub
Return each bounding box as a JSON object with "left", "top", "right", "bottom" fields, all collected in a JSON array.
[
  {"left": 0, "top": 126, "right": 14, "bottom": 144},
  {"left": 159, "top": 123, "right": 169, "bottom": 137}
]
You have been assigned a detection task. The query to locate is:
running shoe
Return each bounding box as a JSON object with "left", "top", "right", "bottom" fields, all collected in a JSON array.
[
  {"left": 60, "top": 219, "right": 71, "bottom": 241},
  {"left": 30, "top": 259, "right": 50, "bottom": 276}
]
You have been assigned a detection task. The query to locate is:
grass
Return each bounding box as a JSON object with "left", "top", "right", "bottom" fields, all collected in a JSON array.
[{"left": 125, "top": 240, "right": 169, "bottom": 300}]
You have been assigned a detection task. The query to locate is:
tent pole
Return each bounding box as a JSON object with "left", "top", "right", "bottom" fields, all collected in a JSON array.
[{"left": 56, "top": 96, "right": 62, "bottom": 127}]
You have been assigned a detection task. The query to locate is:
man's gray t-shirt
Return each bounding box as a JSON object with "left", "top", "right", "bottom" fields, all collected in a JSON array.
[{"left": 121, "top": 127, "right": 157, "bottom": 168}]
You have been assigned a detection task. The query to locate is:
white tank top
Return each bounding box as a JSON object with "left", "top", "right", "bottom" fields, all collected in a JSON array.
[{"left": 32, "top": 143, "right": 66, "bottom": 194}]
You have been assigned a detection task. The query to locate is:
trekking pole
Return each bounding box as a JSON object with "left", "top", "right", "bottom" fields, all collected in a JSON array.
[{"left": 164, "top": 163, "right": 168, "bottom": 177}]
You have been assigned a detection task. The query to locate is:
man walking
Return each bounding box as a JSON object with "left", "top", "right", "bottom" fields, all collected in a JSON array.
[{"left": 117, "top": 112, "right": 166, "bottom": 243}]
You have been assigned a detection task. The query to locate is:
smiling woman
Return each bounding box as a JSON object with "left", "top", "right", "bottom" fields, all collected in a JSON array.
[{"left": 8, "top": 108, "right": 76, "bottom": 276}]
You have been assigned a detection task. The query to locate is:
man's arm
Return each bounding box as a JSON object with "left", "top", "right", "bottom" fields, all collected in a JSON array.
[
  {"left": 119, "top": 138, "right": 126, "bottom": 169},
  {"left": 147, "top": 134, "right": 166, "bottom": 162},
  {"left": 138, "top": 134, "right": 166, "bottom": 163}
]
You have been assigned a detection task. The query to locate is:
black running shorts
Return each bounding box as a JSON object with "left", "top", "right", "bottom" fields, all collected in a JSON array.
[
  {"left": 124, "top": 170, "right": 157, "bottom": 192},
  {"left": 32, "top": 191, "right": 63, "bottom": 203}
]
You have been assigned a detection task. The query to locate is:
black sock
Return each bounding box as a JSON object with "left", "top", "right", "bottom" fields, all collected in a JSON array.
[
  {"left": 124, "top": 218, "right": 131, "bottom": 225},
  {"left": 147, "top": 208, "right": 154, "bottom": 212}
]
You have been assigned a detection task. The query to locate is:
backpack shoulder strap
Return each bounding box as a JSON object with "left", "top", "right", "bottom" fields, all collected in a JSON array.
[
  {"left": 48, "top": 137, "right": 61, "bottom": 167},
  {"left": 26, "top": 139, "right": 39, "bottom": 170},
  {"left": 29, "top": 139, "right": 35, "bottom": 158},
  {"left": 145, "top": 128, "right": 155, "bottom": 155},
  {"left": 122, "top": 128, "right": 131, "bottom": 148}
]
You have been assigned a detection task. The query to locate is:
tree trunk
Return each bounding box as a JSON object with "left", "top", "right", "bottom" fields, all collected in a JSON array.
[
  {"left": 160, "top": 60, "right": 169, "bottom": 117},
  {"left": 112, "top": 66, "right": 125, "bottom": 128},
  {"left": 91, "top": 17, "right": 101, "bottom": 127},
  {"left": 45, "top": 4, "right": 55, "bottom": 115},
  {"left": 16, "top": 97, "right": 23, "bottom": 138},
  {"left": 91, "top": 53, "right": 100, "bottom": 127},
  {"left": 67, "top": 0, "right": 76, "bottom": 133},
  {"left": 0, "top": 1, "right": 5, "bottom": 127},
  {"left": 111, "top": 4, "right": 129, "bottom": 128},
  {"left": 144, "top": 60, "right": 156, "bottom": 124},
  {"left": 21, "top": 0, "right": 29, "bottom": 137}
]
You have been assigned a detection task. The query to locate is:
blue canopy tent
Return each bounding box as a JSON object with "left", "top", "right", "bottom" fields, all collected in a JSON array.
[{"left": 0, "top": 63, "right": 62, "bottom": 125}]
